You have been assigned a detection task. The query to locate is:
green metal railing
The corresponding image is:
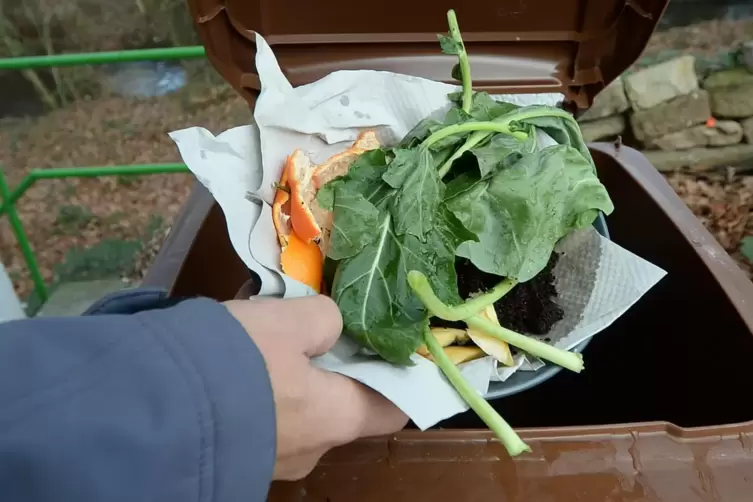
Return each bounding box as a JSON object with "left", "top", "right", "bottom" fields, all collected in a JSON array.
[
  {"left": 0, "top": 46, "right": 205, "bottom": 70},
  {"left": 0, "top": 47, "right": 206, "bottom": 304}
]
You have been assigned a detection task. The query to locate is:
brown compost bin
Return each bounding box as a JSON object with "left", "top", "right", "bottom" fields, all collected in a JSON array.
[{"left": 146, "top": 0, "right": 753, "bottom": 499}]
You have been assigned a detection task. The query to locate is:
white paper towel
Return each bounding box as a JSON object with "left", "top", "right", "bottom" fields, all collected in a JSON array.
[{"left": 169, "top": 33, "right": 667, "bottom": 429}]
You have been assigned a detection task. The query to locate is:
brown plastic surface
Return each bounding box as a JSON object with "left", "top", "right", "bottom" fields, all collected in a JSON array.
[
  {"left": 268, "top": 425, "right": 753, "bottom": 501},
  {"left": 185, "top": 0, "right": 669, "bottom": 109},
  {"left": 145, "top": 144, "right": 753, "bottom": 500}
]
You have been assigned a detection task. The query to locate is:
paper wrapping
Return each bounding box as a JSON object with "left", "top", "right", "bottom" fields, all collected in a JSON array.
[{"left": 169, "top": 34, "right": 666, "bottom": 429}]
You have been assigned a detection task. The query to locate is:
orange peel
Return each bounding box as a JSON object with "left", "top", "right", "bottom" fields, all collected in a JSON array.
[
  {"left": 272, "top": 164, "right": 292, "bottom": 247},
  {"left": 271, "top": 132, "right": 381, "bottom": 292},
  {"left": 280, "top": 231, "right": 323, "bottom": 293},
  {"left": 286, "top": 150, "right": 323, "bottom": 243},
  {"left": 313, "top": 130, "right": 381, "bottom": 189},
  {"left": 272, "top": 155, "right": 323, "bottom": 293}
]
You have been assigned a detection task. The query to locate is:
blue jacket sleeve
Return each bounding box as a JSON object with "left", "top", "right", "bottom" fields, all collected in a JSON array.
[{"left": 0, "top": 290, "right": 276, "bottom": 502}]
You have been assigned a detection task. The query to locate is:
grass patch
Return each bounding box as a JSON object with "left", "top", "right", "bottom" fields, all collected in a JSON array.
[{"left": 54, "top": 204, "right": 95, "bottom": 234}]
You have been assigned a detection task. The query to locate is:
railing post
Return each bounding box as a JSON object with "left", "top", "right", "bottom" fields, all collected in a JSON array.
[{"left": 0, "top": 169, "right": 47, "bottom": 304}]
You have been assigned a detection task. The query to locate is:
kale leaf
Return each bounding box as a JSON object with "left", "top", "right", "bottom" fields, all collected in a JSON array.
[
  {"left": 382, "top": 148, "right": 443, "bottom": 239},
  {"left": 331, "top": 202, "right": 475, "bottom": 364},
  {"left": 445, "top": 145, "right": 614, "bottom": 282},
  {"left": 319, "top": 143, "right": 475, "bottom": 364}
]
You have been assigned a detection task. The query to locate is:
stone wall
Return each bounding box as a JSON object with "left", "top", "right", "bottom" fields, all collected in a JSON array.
[{"left": 577, "top": 43, "right": 753, "bottom": 172}]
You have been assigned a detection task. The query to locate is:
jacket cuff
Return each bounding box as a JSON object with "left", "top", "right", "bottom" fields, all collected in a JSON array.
[{"left": 136, "top": 298, "right": 276, "bottom": 501}]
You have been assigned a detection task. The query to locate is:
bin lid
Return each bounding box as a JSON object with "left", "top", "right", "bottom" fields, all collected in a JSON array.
[{"left": 187, "top": 0, "right": 668, "bottom": 109}]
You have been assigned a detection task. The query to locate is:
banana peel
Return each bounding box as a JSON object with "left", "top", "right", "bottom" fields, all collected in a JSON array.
[{"left": 467, "top": 305, "right": 515, "bottom": 366}]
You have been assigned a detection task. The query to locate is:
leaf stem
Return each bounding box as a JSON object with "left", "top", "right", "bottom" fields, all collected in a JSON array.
[
  {"left": 408, "top": 270, "right": 516, "bottom": 321},
  {"left": 423, "top": 326, "right": 531, "bottom": 456},
  {"left": 465, "top": 316, "right": 584, "bottom": 373},
  {"left": 446, "top": 9, "right": 472, "bottom": 114},
  {"left": 409, "top": 270, "right": 584, "bottom": 373},
  {"left": 422, "top": 107, "right": 579, "bottom": 151},
  {"left": 423, "top": 121, "right": 527, "bottom": 149},
  {"left": 437, "top": 130, "right": 491, "bottom": 179}
]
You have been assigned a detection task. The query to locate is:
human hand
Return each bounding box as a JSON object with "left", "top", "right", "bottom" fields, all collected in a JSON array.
[{"left": 224, "top": 296, "right": 408, "bottom": 480}]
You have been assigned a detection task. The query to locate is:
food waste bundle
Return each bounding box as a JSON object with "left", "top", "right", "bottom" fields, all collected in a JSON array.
[{"left": 171, "top": 10, "right": 666, "bottom": 455}]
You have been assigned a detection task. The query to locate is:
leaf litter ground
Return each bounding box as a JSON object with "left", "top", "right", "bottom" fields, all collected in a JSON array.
[{"left": 2, "top": 17, "right": 753, "bottom": 300}]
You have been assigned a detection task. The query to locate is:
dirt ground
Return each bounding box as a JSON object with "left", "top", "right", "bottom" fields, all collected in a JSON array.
[
  {"left": 2, "top": 19, "right": 753, "bottom": 300},
  {"left": 0, "top": 77, "right": 249, "bottom": 298},
  {"left": 667, "top": 171, "right": 753, "bottom": 278}
]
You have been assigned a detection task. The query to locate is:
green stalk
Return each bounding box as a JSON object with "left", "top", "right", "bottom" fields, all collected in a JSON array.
[
  {"left": 408, "top": 270, "right": 516, "bottom": 321},
  {"left": 423, "top": 107, "right": 579, "bottom": 151},
  {"left": 423, "top": 326, "right": 531, "bottom": 456},
  {"left": 466, "top": 316, "right": 584, "bottom": 373},
  {"left": 423, "top": 121, "right": 527, "bottom": 149},
  {"left": 437, "top": 130, "right": 491, "bottom": 178},
  {"left": 409, "top": 270, "right": 584, "bottom": 373},
  {"left": 446, "top": 9, "right": 472, "bottom": 114}
]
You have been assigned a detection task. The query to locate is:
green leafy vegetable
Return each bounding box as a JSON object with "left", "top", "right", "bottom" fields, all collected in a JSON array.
[
  {"left": 317, "top": 149, "right": 393, "bottom": 210},
  {"left": 438, "top": 35, "right": 462, "bottom": 56},
  {"left": 446, "top": 145, "right": 614, "bottom": 282},
  {"left": 331, "top": 203, "right": 475, "bottom": 364},
  {"left": 401, "top": 108, "right": 471, "bottom": 152},
  {"left": 509, "top": 108, "right": 595, "bottom": 170},
  {"left": 312, "top": 8, "right": 615, "bottom": 457},
  {"left": 400, "top": 118, "right": 446, "bottom": 149},
  {"left": 467, "top": 129, "right": 536, "bottom": 177},
  {"left": 323, "top": 142, "right": 476, "bottom": 364},
  {"left": 383, "top": 148, "right": 443, "bottom": 239},
  {"left": 449, "top": 91, "right": 520, "bottom": 121},
  {"left": 328, "top": 188, "right": 381, "bottom": 261},
  {"left": 381, "top": 148, "right": 421, "bottom": 189}
]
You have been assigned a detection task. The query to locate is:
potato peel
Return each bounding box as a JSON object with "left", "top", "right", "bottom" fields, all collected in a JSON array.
[
  {"left": 467, "top": 305, "right": 515, "bottom": 366},
  {"left": 420, "top": 345, "right": 486, "bottom": 365},
  {"left": 416, "top": 327, "right": 468, "bottom": 357}
]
